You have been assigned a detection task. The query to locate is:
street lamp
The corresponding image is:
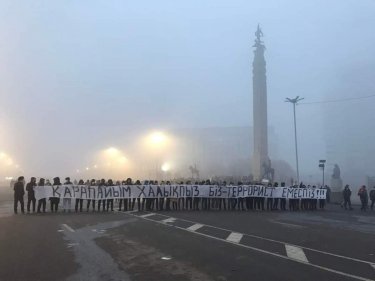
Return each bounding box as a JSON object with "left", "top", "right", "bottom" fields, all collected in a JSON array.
[
  {"left": 285, "top": 96, "right": 304, "bottom": 184},
  {"left": 319, "top": 159, "right": 326, "bottom": 186}
]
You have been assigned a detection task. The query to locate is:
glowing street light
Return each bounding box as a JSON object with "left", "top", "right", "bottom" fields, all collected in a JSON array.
[
  {"left": 161, "top": 162, "right": 171, "bottom": 172},
  {"left": 147, "top": 131, "right": 169, "bottom": 149},
  {"left": 106, "top": 147, "right": 120, "bottom": 156}
]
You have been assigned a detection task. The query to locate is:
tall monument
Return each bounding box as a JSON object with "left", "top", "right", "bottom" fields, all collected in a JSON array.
[{"left": 252, "top": 25, "right": 271, "bottom": 181}]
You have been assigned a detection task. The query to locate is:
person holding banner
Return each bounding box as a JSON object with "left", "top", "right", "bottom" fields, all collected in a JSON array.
[
  {"left": 75, "top": 180, "right": 84, "bottom": 212},
  {"left": 266, "top": 183, "right": 273, "bottom": 211},
  {"left": 50, "top": 177, "right": 61, "bottom": 212},
  {"left": 106, "top": 179, "right": 114, "bottom": 212},
  {"left": 280, "top": 182, "right": 287, "bottom": 211},
  {"left": 37, "top": 178, "right": 47, "bottom": 213},
  {"left": 118, "top": 180, "right": 127, "bottom": 212},
  {"left": 86, "top": 179, "right": 96, "bottom": 212},
  {"left": 272, "top": 182, "right": 279, "bottom": 210},
  {"left": 63, "top": 177, "right": 72, "bottom": 212},
  {"left": 97, "top": 179, "right": 107, "bottom": 211}
]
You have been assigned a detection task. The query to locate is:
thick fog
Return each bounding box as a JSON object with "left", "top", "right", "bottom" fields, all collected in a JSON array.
[{"left": 0, "top": 1, "right": 374, "bottom": 187}]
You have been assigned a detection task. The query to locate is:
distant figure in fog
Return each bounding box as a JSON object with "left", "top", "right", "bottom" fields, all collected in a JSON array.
[
  {"left": 26, "top": 177, "right": 37, "bottom": 213},
  {"left": 13, "top": 176, "right": 25, "bottom": 214},
  {"left": 370, "top": 186, "right": 375, "bottom": 211},
  {"left": 357, "top": 185, "right": 368, "bottom": 211},
  {"left": 342, "top": 185, "right": 353, "bottom": 210}
]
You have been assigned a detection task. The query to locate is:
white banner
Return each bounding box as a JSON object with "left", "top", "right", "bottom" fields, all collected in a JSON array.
[{"left": 34, "top": 185, "right": 326, "bottom": 201}]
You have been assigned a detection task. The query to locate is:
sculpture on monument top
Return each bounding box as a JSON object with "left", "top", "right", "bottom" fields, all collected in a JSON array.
[{"left": 253, "top": 24, "right": 264, "bottom": 48}]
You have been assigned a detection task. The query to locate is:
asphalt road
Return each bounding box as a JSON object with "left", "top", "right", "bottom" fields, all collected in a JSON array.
[{"left": 0, "top": 201, "right": 374, "bottom": 281}]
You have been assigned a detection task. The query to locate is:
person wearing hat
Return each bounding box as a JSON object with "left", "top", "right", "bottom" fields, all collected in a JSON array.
[
  {"left": 13, "top": 176, "right": 25, "bottom": 214},
  {"left": 63, "top": 177, "right": 73, "bottom": 212},
  {"left": 37, "top": 178, "right": 47, "bottom": 213},
  {"left": 50, "top": 177, "right": 61, "bottom": 212},
  {"left": 26, "top": 177, "right": 37, "bottom": 213}
]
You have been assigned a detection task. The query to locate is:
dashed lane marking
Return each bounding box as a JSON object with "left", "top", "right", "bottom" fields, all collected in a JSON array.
[
  {"left": 186, "top": 223, "right": 204, "bottom": 232},
  {"left": 226, "top": 232, "right": 243, "bottom": 244},
  {"left": 285, "top": 244, "right": 309, "bottom": 263},
  {"left": 129, "top": 211, "right": 374, "bottom": 267},
  {"left": 139, "top": 213, "right": 156, "bottom": 218},
  {"left": 162, "top": 217, "right": 176, "bottom": 224},
  {"left": 123, "top": 212, "right": 373, "bottom": 281},
  {"left": 62, "top": 224, "right": 75, "bottom": 233},
  {"left": 371, "top": 263, "right": 375, "bottom": 271}
]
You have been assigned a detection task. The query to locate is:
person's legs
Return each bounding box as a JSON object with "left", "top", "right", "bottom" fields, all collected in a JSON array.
[{"left": 42, "top": 199, "right": 46, "bottom": 212}]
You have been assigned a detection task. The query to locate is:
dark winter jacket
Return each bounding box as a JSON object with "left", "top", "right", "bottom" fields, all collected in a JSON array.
[{"left": 14, "top": 182, "right": 25, "bottom": 197}]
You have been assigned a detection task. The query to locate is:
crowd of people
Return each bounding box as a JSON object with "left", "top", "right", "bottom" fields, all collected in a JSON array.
[{"left": 12, "top": 176, "right": 375, "bottom": 214}]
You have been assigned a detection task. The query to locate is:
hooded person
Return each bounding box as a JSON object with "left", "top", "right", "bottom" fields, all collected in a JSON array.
[
  {"left": 50, "top": 177, "right": 61, "bottom": 212},
  {"left": 37, "top": 178, "right": 47, "bottom": 213},
  {"left": 26, "top": 177, "right": 37, "bottom": 213},
  {"left": 13, "top": 176, "right": 25, "bottom": 214}
]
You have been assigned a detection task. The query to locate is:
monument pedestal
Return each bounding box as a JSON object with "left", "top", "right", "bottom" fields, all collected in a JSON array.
[{"left": 330, "top": 178, "right": 343, "bottom": 204}]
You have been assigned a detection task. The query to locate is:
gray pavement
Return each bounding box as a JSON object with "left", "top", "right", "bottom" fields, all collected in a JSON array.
[{"left": 0, "top": 201, "right": 374, "bottom": 281}]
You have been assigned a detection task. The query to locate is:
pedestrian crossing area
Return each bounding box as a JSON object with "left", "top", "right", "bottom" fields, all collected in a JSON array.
[{"left": 121, "top": 211, "right": 375, "bottom": 281}]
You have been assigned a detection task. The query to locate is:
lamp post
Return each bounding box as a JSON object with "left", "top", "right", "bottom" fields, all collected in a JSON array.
[
  {"left": 319, "top": 159, "right": 326, "bottom": 186},
  {"left": 285, "top": 96, "right": 304, "bottom": 184}
]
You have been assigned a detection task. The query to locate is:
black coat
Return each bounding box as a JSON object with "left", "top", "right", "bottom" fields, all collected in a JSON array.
[
  {"left": 26, "top": 182, "right": 36, "bottom": 198},
  {"left": 14, "top": 182, "right": 25, "bottom": 197}
]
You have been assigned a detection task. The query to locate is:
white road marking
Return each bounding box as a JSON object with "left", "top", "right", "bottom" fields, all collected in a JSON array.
[
  {"left": 285, "top": 244, "right": 309, "bottom": 263},
  {"left": 226, "top": 232, "right": 243, "bottom": 244},
  {"left": 125, "top": 212, "right": 373, "bottom": 281},
  {"left": 62, "top": 224, "right": 75, "bottom": 233},
  {"left": 269, "top": 219, "right": 305, "bottom": 229},
  {"left": 140, "top": 213, "right": 156, "bottom": 218},
  {"left": 161, "top": 217, "right": 176, "bottom": 224},
  {"left": 186, "top": 223, "right": 204, "bottom": 232},
  {"left": 371, "top": 263, "right": 375, "bottom": 271},
  {"left": 130, "top": 211, "right": 374, "bottom": 267}
]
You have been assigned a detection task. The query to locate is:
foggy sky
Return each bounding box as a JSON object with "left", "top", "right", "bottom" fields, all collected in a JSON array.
[{"left": 0, "top": 0, "right": 374, "bottom": 182}]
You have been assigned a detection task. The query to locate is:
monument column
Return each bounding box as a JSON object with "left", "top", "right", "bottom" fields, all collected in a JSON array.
[{"left": 252, "top": 25, "right": 270, "bottom": 181}]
